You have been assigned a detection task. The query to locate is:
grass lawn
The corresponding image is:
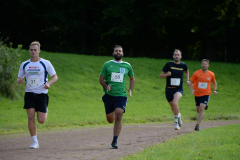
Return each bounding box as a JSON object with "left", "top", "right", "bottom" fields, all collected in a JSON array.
[
  {"left": 123, "top": 124, "right": 240, "bottom": 160},
  {"left": 0, "top": 50, "right": 240, "bottom": 133}
]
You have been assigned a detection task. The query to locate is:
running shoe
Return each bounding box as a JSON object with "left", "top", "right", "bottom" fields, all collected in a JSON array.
[
  {"left": 30, "top": 141, "right": 39, "bottom": 149},
  {"left": 110, "top": 141, "right": 118, "bottom": 149},
  {"left": 194, "top": 124, "right": 199, "bottom": 131},
  {"left": 178, "top": 113, "right": 182, "bottom": 127},
  {"left": 174, "top": 122, "right": 180, "bottom": 130}
]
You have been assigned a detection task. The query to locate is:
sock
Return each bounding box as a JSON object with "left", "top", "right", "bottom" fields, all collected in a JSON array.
[
  {"left": 31, "top": 135, "right": 38, "bottom": 143},
  {"left": 174, "top": 115, "right": 178, "bottom": 123},
  {"left": 113, "top": 135, "right": 118, "bottom": 142}
]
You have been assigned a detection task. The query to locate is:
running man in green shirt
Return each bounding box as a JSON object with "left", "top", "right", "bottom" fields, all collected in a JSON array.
[{"left": 99, "top": 45, "right": 135, "bottom": 149}]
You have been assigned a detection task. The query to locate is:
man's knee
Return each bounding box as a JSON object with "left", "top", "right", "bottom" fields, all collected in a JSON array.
[
  {"left": 199, "top": 104, "right": 206, "bottom": 112},
  {"left": 196, "top": 108, "right": 200, "bottom": 113},
  {"left": 38, "top": 119, "right": 46, "bottom": 124},
  {"left": 171, "top": 101, "right": 178, "bottom": 107},
  {"left": 115, "top": 114, "right": 123, "bottom": 122},
  {"left": 107, "top": 117, "right": 114, "bottom": 123},
  {"left": 37, "top": 116, "right": 47, "bottom": 124},
  {"left": 37, "top": 112, "right": 47, "bottom": 124},
  {"left": 27, "top": 109, "right": 36, "bottom": 121},
  {"left": 27, "top": 113, "right": 35, "bottom": 121},
  {"left": 174, "top": 92, "right": 182, "bottom": 99},
  {"left": 106, "top": 112, "right": 115, "bottom": 123},
  {"left": 115, "top": 108, "right": 124, "bottom": 121}
]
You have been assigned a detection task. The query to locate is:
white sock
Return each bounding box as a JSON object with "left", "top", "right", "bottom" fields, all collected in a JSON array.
[
  {"left": 174, "top": 115, "right": 178, "bottom": 123},
  {"left": 31, "top": 135, "right": 38, "bottom": 143}
]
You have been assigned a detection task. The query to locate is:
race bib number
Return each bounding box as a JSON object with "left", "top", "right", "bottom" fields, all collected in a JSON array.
[
  {"left": 27, "top": 77, "right": 40, "bottom": 87},
  {"left": 111, "top": 72, "right": 123, "bottom": 82},
  {"left": 170, "top": 78, "right": 180, "bottom": 86},
  {"left": 198, "top": 82, "right": 207, "bottom": 89}
]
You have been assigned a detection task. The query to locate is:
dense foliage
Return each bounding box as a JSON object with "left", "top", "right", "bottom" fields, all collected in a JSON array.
[
  {"left": 0, "top": 38, "right": 22, "bottom": 99},
  {"left": 0, "top": 0, "right": 239, "bottom": 62}
]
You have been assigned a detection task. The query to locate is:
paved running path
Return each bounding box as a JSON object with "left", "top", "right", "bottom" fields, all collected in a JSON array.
[{"left": 0, "top": 120, "right": 239, "bottom": 160}]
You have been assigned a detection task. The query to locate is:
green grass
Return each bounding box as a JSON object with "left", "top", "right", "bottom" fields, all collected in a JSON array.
[
  {"left": 123, "top": 124, "right": 240, "bottom": 160},
  {"left": 0, "top": 50, "right": 240, "bottom": 133}
]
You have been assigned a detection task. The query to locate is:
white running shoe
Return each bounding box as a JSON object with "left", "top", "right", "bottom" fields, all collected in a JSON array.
[
  {"left": 178, "top": 113, "right": 182, "bottom": 127},
  {"left": 174, "top": 122, "right": 180, "bottom": 130},
  {"left": 30, "top": 142, "right": 39, "bottom": 149}
]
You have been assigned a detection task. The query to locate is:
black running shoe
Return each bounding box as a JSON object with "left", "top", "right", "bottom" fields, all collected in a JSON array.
[
  {"left": 110, "top": 141, "right": 118, "bottom": 149},
  {"left": 194, "top": 124, "right": 199, "bottom": 131},
  {"left": 205, "top": 105, "right": 208, "bottom": 110}
]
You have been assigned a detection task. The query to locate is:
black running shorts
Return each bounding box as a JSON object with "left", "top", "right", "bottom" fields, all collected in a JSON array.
[
  {"left": 195, "top": 95, "right": 210, "bottom": 106},
  {"left": 24, "top": 92, "right": 49, "bottom": 113},
  {"left": 165, "top": 88, "right": 183, "bottom": 102},
  {"left": 102, "top": 93, "right": 127, "bottom": 114}
]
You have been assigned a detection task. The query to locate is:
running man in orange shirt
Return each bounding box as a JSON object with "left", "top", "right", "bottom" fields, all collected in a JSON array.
[{"left": 189, "top": 59, "right": 217, "bottom": 131}]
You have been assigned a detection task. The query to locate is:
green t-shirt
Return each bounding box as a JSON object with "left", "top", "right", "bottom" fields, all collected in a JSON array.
[{"left": 100, "top": 60, "right": 134, "bottom": 97}]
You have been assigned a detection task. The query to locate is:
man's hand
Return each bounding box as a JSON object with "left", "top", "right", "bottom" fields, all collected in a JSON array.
[
  {"left": 166, "top": 71, "right": 171, "bottom": 76},
  {"left": 17, "top": 77, "right": 23, "bottom": 84},
  {"left": 191, "top": 89, "right": 194, "bottom": 95},
  {"left": 214, "top": 90, "right": 217, "bottom": 95},
  {"left": 186, "top": 80, "right": 190, "bottom": 86},
  {"left": 44, "top": 82, "right": 50, "bottom": 89},
  {"left": 106, "top": 85, "right": 111, "bottom": 92},
  {"left": 128, "top": 89, "right": 132, "bottom": 97}
]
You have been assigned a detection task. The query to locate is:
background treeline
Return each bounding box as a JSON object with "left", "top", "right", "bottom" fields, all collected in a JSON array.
[{"left": 1, "top": 0, "right": 240, "bottom": 62}]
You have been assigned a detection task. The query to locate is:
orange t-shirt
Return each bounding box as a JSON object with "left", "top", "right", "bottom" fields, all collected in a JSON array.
[{"left": 190, "top": 69, "right": 216, "bottom": 97}]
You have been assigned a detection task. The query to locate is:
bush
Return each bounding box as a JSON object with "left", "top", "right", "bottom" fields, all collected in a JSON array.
[{"left": 0, "top": 38, "right": 23, "bottom": 99}]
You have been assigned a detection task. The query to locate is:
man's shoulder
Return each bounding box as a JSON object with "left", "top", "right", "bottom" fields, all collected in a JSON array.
[
  {"left": 162, "top": 61, "right": 172, "bottom": 70},
  {"left": 167, "top": 61, "right": 174, "bottom": 64},
  {"left": 21, "top": 59, "right": 30, "bottom": 64},
  {"left": 121, "top": 61, "right": 131, "bottom": 66},
  {"left": 40, "top": 58, "right": 51, "bottom": 64},
  {"left": 104, "top": 60, "right": 131, "bottom": 65},
  {"left": 166, "top": 61, "right": 186, "bottom": 66},
  {"left": 104, "top": 60, "right": 113, "bottom": 65},
  {"left": 20, "top": 60, "right": 31, "bottom": 68},
  {"left": 194, "top": 69, "right": 202, "bottom": 74},
  {"left": 166, "top": 61, "right": 187, "bottom": 68},
  {"left": 180, "top": 61, "right": 187, "bottom": 66},
  {"left": 164, "top": 61, "right": 173, "bottom": 66},
  {"left": 208, "top": 70, "right": 215, "bottom": 76},
  {"left": 40, "top": 58, "right": 55, "bottom": 68}
]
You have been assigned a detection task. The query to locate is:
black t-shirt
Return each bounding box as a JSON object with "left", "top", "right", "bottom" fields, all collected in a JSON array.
[{"left": 162, "top": 61, "right": 188, "bottom": 88}]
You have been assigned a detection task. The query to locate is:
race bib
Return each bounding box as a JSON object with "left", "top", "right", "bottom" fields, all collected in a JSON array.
[
  {"left": 170, "top": 78, "right": 180, "bottom": 86},
  {"left": 198, "top": 82, "right": 207, "bottom": 89},
  {"left": 27, "top": 77, "right": 40, "bottom": 87},
  {"left": 111, "top": 72, "right": 123, "bottom": 82}
]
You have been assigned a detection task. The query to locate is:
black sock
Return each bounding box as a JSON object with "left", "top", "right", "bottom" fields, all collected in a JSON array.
[{"left": 113, "top": 135, "right": 118, "bottom": 142}]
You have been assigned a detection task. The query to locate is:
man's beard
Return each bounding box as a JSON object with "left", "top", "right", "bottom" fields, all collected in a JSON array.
[
  {"left": 174, "top": 59, "right": 180, "bottom": 62},
  {"left": 202, "top": 67, "right": 207, "bottom": 71},
  {"left": 114, "top": 54, "right": 123, "bottom": 60}
]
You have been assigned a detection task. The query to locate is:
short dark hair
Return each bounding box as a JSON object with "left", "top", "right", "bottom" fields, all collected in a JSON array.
[
  {"left": 174, "top": 49, "right": 182, "bottom": 55},
  {"left": 113, "top": 45, "right": 122, "bottom": 52},
  {"left": 202, "top": 59, "right": 209, "bottom": 64}
]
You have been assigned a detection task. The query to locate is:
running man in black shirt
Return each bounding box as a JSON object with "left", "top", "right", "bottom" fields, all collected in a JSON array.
[{"left": 160, "top": 49, "right": 190, "bottom": 130}]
